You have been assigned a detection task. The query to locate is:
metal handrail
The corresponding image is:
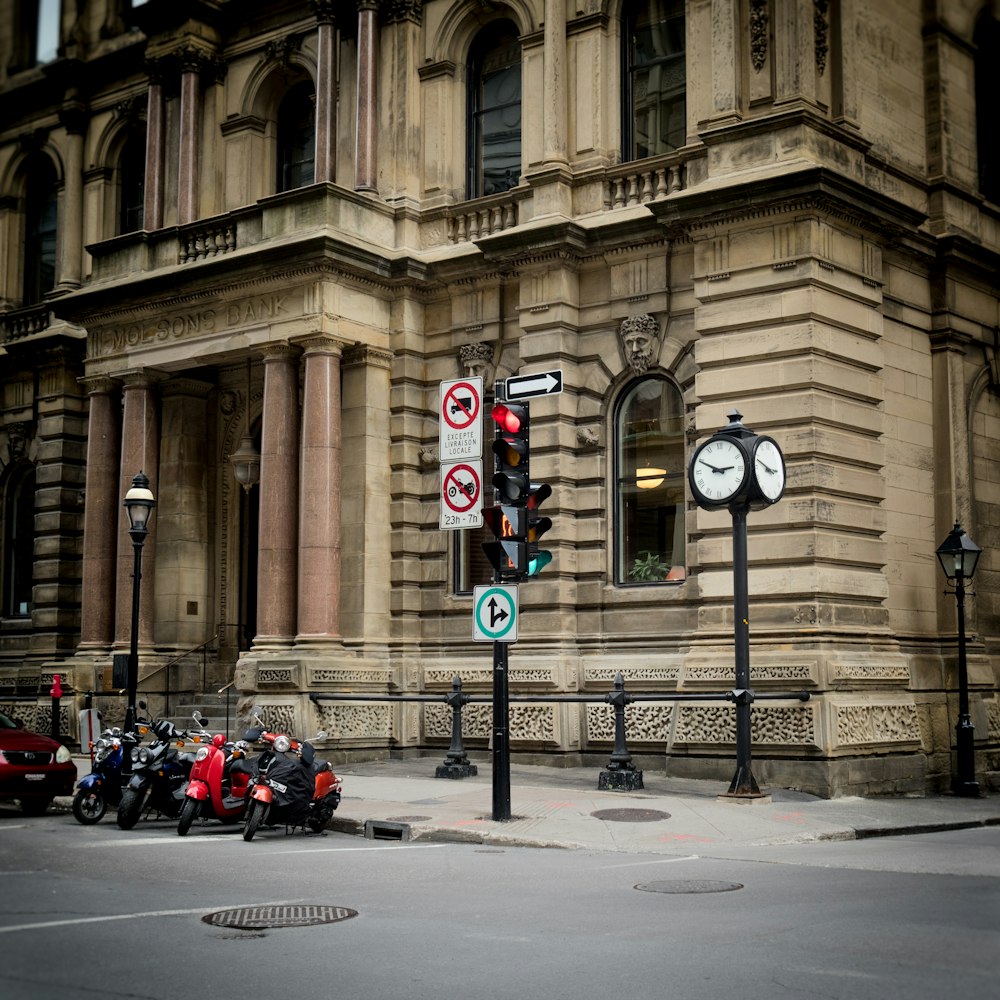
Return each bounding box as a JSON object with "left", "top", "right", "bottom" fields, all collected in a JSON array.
[{"left": 139, "top": 634, "right": 219, "bottom": 709}]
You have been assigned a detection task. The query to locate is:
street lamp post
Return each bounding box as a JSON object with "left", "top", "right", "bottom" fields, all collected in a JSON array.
[
  {"left": 122, "top": 471, "right": 156, "bottom": 745},
  {"left": 935, "top": 522, "right": 981, "bottom": 798}
]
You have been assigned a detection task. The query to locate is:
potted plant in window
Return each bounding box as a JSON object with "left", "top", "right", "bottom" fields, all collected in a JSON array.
[{"left": 628, "top": 551, "right": 671, "bottom": 582}]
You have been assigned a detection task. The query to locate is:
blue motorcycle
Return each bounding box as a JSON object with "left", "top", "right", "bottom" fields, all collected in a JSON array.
[{"left": 72, "top": 727, "right": 128, "bottom": 824}]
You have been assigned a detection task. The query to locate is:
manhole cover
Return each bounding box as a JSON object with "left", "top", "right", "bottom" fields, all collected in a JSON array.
[
  {"left": 591, "top": 808, "right": 671, "bottom": 823},
  {"left": 386, "top": 815, "right": 431, "bottom": 822},
  {"left": 635, "top": 880, "right": 743, "bottom": 894},
  {"left": 202, "top": 905, "right": 358, "bottom": 929}
]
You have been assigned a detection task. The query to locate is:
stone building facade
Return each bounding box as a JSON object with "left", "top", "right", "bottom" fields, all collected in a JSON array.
[{"left": 0, "top": 0, "right": 998, "bottom": 796}]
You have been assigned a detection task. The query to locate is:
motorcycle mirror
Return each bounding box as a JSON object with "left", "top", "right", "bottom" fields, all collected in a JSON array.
[
  {"left": 315, "top": 731, "right": 327, "bottom": 741},
  {"left": 243, "top": 726, "right": 263, "bottom": 742}
]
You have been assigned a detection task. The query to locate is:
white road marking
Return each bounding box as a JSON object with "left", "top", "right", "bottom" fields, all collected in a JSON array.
[
  {"left": 592, "top": 854, "right": 700, "bottom": 869},
  {"left": 0, "top": 899, "right": 306, "bottom": 936}
]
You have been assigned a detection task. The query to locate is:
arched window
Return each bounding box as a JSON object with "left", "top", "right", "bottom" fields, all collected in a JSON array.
[
  {"left": 622, "top": 0, "right": 686, "bottom": 161},
  {"left": 4, "top": 465, "right": 36, "bottom": 618},
  {"left": 23, "top": 154, "right": 58, "bottom": 305},
  {"left": 118, "top": 132, "right": 146, "bottom": 234},
  {"left": 975, "top": 11, "right": 1000, "bottom": 204},
  {"left": 468, "top": 21, "right": 521, "bottom": 199},
  {"left": 615, "top": 377, "right": 686, "bottom": 584},
  {"left": 277, "top": 82, "right": 316, "bottom": 193}
]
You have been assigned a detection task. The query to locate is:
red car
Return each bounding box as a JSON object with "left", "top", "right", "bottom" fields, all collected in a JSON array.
[{"left": 0, "top": 710, "right": 77, "bottom": 815}]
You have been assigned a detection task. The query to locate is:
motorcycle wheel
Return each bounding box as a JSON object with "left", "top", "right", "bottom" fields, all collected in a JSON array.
[
  {"left": 242, "top": 798, "right": 266, "bottom": 842},
  {"left": 177, "top": 796, "right": 199, "bottom": 837},
  {"left": 73, "top": 788, "right": 107, "bottom": 825},
  {"left": 117, "top": 786, "right": 147, "bottom": 830},
  {"left": 308, "top": 794, "right": 338, "bottom": 833}
]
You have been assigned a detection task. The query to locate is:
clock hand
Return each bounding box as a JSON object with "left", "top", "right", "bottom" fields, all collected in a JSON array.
[
  {"left": 698, "top": 459, "right": 723, "bottom": 473},
  {"left": 756, "top": 459, "right": 777, "bottom": 475}
]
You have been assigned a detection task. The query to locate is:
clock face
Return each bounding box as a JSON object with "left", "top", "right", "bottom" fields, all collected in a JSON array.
[
  {"left": 752, "top": 437, "right": 785, "bottom": 502},
  {"left": 689, "top": 437, "right": 748, "bottom": 506}
]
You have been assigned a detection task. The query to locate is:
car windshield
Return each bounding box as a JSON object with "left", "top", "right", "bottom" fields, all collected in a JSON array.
[{"left": 0, "top": 711, "right": 19, "bottom": 729}]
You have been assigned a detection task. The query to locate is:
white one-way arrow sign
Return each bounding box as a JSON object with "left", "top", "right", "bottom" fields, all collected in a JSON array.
[{"left": 505, "top": 369, "right": 563, "bottom": 400}]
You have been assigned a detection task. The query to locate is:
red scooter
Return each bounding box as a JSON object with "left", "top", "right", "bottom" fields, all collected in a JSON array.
[
  {"left": 176, "top": 713, "right": 252, "bottom": 836},
  {"left": 241, "top": 715, "right": 341, "bottom": 842}
]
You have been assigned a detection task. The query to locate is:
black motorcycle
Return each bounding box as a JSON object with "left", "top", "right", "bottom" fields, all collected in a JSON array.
[
  {"left": 238, "top": 720, "right": 339, "bottom": 842},
  {"left": 116, "top": 719, "right": 195, "bottom": 830}
]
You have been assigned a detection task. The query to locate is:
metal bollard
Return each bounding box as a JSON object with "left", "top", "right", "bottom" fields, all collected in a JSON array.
[
  {"left": 435, "top": 676, "right": 478, "bottom": 779},
  {"left": 598, "top": 672, "right": 644, "bottom": 791}
]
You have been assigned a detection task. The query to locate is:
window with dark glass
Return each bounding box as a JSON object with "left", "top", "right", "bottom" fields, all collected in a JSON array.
[
  {"left": 23, "top": 155, "right": 58, "bottom": 305},
  {"left": 615, "top": 378, "right": 686, "bottom": 584},
  {"left": 468, "top": 22, "right": 521, "bottom": 198},
  {"left": 277, "top": 82, "right": 316, "bottom": 193},
  {"left": 119, "top": 133, "right": 146, "bottom": 234},
  {"left": 5, "top": 466, "right": 36, "bottom": 617},
  {"left": 623, "top": 0, "right": 686, "bottom": 161},
  {"left": 975, "top": 12, "right": 1000, "bottom": 204}
]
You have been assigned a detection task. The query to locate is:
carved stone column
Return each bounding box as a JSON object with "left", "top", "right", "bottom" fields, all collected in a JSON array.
[
  {"left": 143, "top": 60, "right": 166, "bottom": 230},
  {"left": 78, "top": 376, "right": 121, "bottom": 651},
  {"left": 542, "top": 0, "right": 567, "bottom": 165},
  {"left": 177, "top": 47, "right": 202, "bottom": 225},
  {"left": 57, "top": 105, "right": 86, "bottom": 289},
  {"left": 312, "top": 1, "right": 338, "bottom": 184},
  {"left": 296, "top": 336, "right": 348, "bottom": 640},
  {"left": 355, "top": 0, "right": 379, "bottom": 192},
  {"left": 116, "top": 372, "right": 161, "bottom": 648},
  {"left": 256, "top": 345, "right": 301, "bottom": 645}
]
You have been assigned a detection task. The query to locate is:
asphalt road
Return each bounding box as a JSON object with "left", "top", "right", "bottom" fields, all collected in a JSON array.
[{"left": 1, "top": 805, "right": 997, "bottom": 1000}]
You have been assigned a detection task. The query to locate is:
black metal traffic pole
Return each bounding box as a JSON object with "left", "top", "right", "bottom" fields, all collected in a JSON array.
[
  {"left": 492, "top": 639, "right": 511, "bottom": 820},
  {"left": 725, "top": 501, "right": 762, "bottom": 797},
  {"left": 952, "top": 567, "right": 979, "bottom": 796}
]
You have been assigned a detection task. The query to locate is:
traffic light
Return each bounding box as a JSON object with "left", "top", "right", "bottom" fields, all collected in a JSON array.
[
  {"left": 482, "top": 504, "right": 528, "bottom": 578},
  {"left": 525, "top": 483, "right": 553, "bottom": 576},
  {"left": 490, "top": 402, "right": 530, "bottom": 503}
]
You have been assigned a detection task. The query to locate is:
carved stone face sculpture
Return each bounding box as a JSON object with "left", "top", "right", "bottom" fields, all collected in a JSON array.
[
  {"left": 460, "top": 342, "right": 494, "bottom": 383},
  {"left": 619, "top": 315, "right": 659, "bottom": 374}
]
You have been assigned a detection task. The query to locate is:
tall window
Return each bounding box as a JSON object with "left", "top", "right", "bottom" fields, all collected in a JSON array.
[
  {"left": 468, "top": 21, "right": 521, "bottom": 198},
  {"left": 4, "top": 466, "right": 36, "bottom": 618},
  {"left": 623, "top": 0, "right": 686, "bottom": 161},
  {"left": 119, "top": 133, "right": 146, "bottom": 234},
  {"left": 277, "top": 82, "right": 316, "bottom": 193},
  {"left": 615, "top": 378, "right": 686, "bottom": 584},
  {"left": 23, "top": 155, "right": 58, "bottom": 305},
  {"left": 975, "top": 12, "right": 1000, "bottom": 204}
]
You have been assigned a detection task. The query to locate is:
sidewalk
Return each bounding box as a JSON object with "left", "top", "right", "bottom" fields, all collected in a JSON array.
[
  {"left": 59, "top": 754, "right": 1000, "bottom": 852},
  {"left": 326, "top": 757, "right": 1000, "bottom": 853}
]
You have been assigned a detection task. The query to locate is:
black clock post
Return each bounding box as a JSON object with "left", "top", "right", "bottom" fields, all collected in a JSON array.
[{"left": 688, "top": 411, "right": 786, "bottom": 799}]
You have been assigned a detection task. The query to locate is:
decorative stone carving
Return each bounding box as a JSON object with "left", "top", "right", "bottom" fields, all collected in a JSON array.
[
  {"left": 382, "top": 0, "right": 423, "bottom": 24},
  {"left": 315, "top": 702, "right": 392, "bottom": 739},
  {"left": 583, "top": 665, "right": 680, "bottom": 685},
  {"left": 586, "top": 703, "right": 673, "bottom": 744},
  {"left": 459, "top": 342, "right": 494, "bottom": 383},
  {"left": 832, "top": 663, "right": 910, "bottom": 685},
  {"left": 258, "top": 666, "right": 296, "bottom": 686},
  {"left": 674, "top": 705, "right": 817, "bottom": 746},
  {"left": 424, "top": 703, "right": 558, "bottom": 743},
  {"left": 619, "top": 315, "right": 660, "bottom": 374},
  {"left": 814, "top": 0, "right": 829, "bottom": 75},
  {"left": 750, "top": 0, "right": 768, "bottom": 71},
  {"left": 835, "top": 704, "right": 920, "bottom": 746},
  {"left": 987, "top": 700, "right": 1000, "bottom": 740},
  {"left": 253, "top": 704, "right": 297, "bottom": 733},
  {"left": 576, "top": 427, "right": 599, "bottom": 448},
  {"left": 264, "top": 34, "right": 304, "bottom": 67},
  {"left": 309, "top": 667, "right": 392, "bottom": 685}
]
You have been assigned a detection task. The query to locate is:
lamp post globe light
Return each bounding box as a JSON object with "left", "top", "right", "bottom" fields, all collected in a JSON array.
[
  {"left": 935, "top": 522, "right": 981, "bottom": 797},
  {"left": 122, "top": 471, "right": 156, "bottom": 743}
]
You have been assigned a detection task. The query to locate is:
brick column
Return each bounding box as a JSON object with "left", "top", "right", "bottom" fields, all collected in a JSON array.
[
  {"left": 312, "top": 0, "right": 338, "bottom": 183},
  {"left": 296, "top": 336, "right": 347, "bottom": 640},
  {"left": 355, "top": 0, "right": 379, "bottom": 191},
  {"left": 143, "top": 60, "right": 166, "bottom": 230},
  {"left": 116, "top": 373, "right": 161, "bottom": 648},
  {"left": 255, "top": 346, "right": 301, "bottom": 645},
  {"left": 78, "top": 377, "right": 121, "bottom": 651}
]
